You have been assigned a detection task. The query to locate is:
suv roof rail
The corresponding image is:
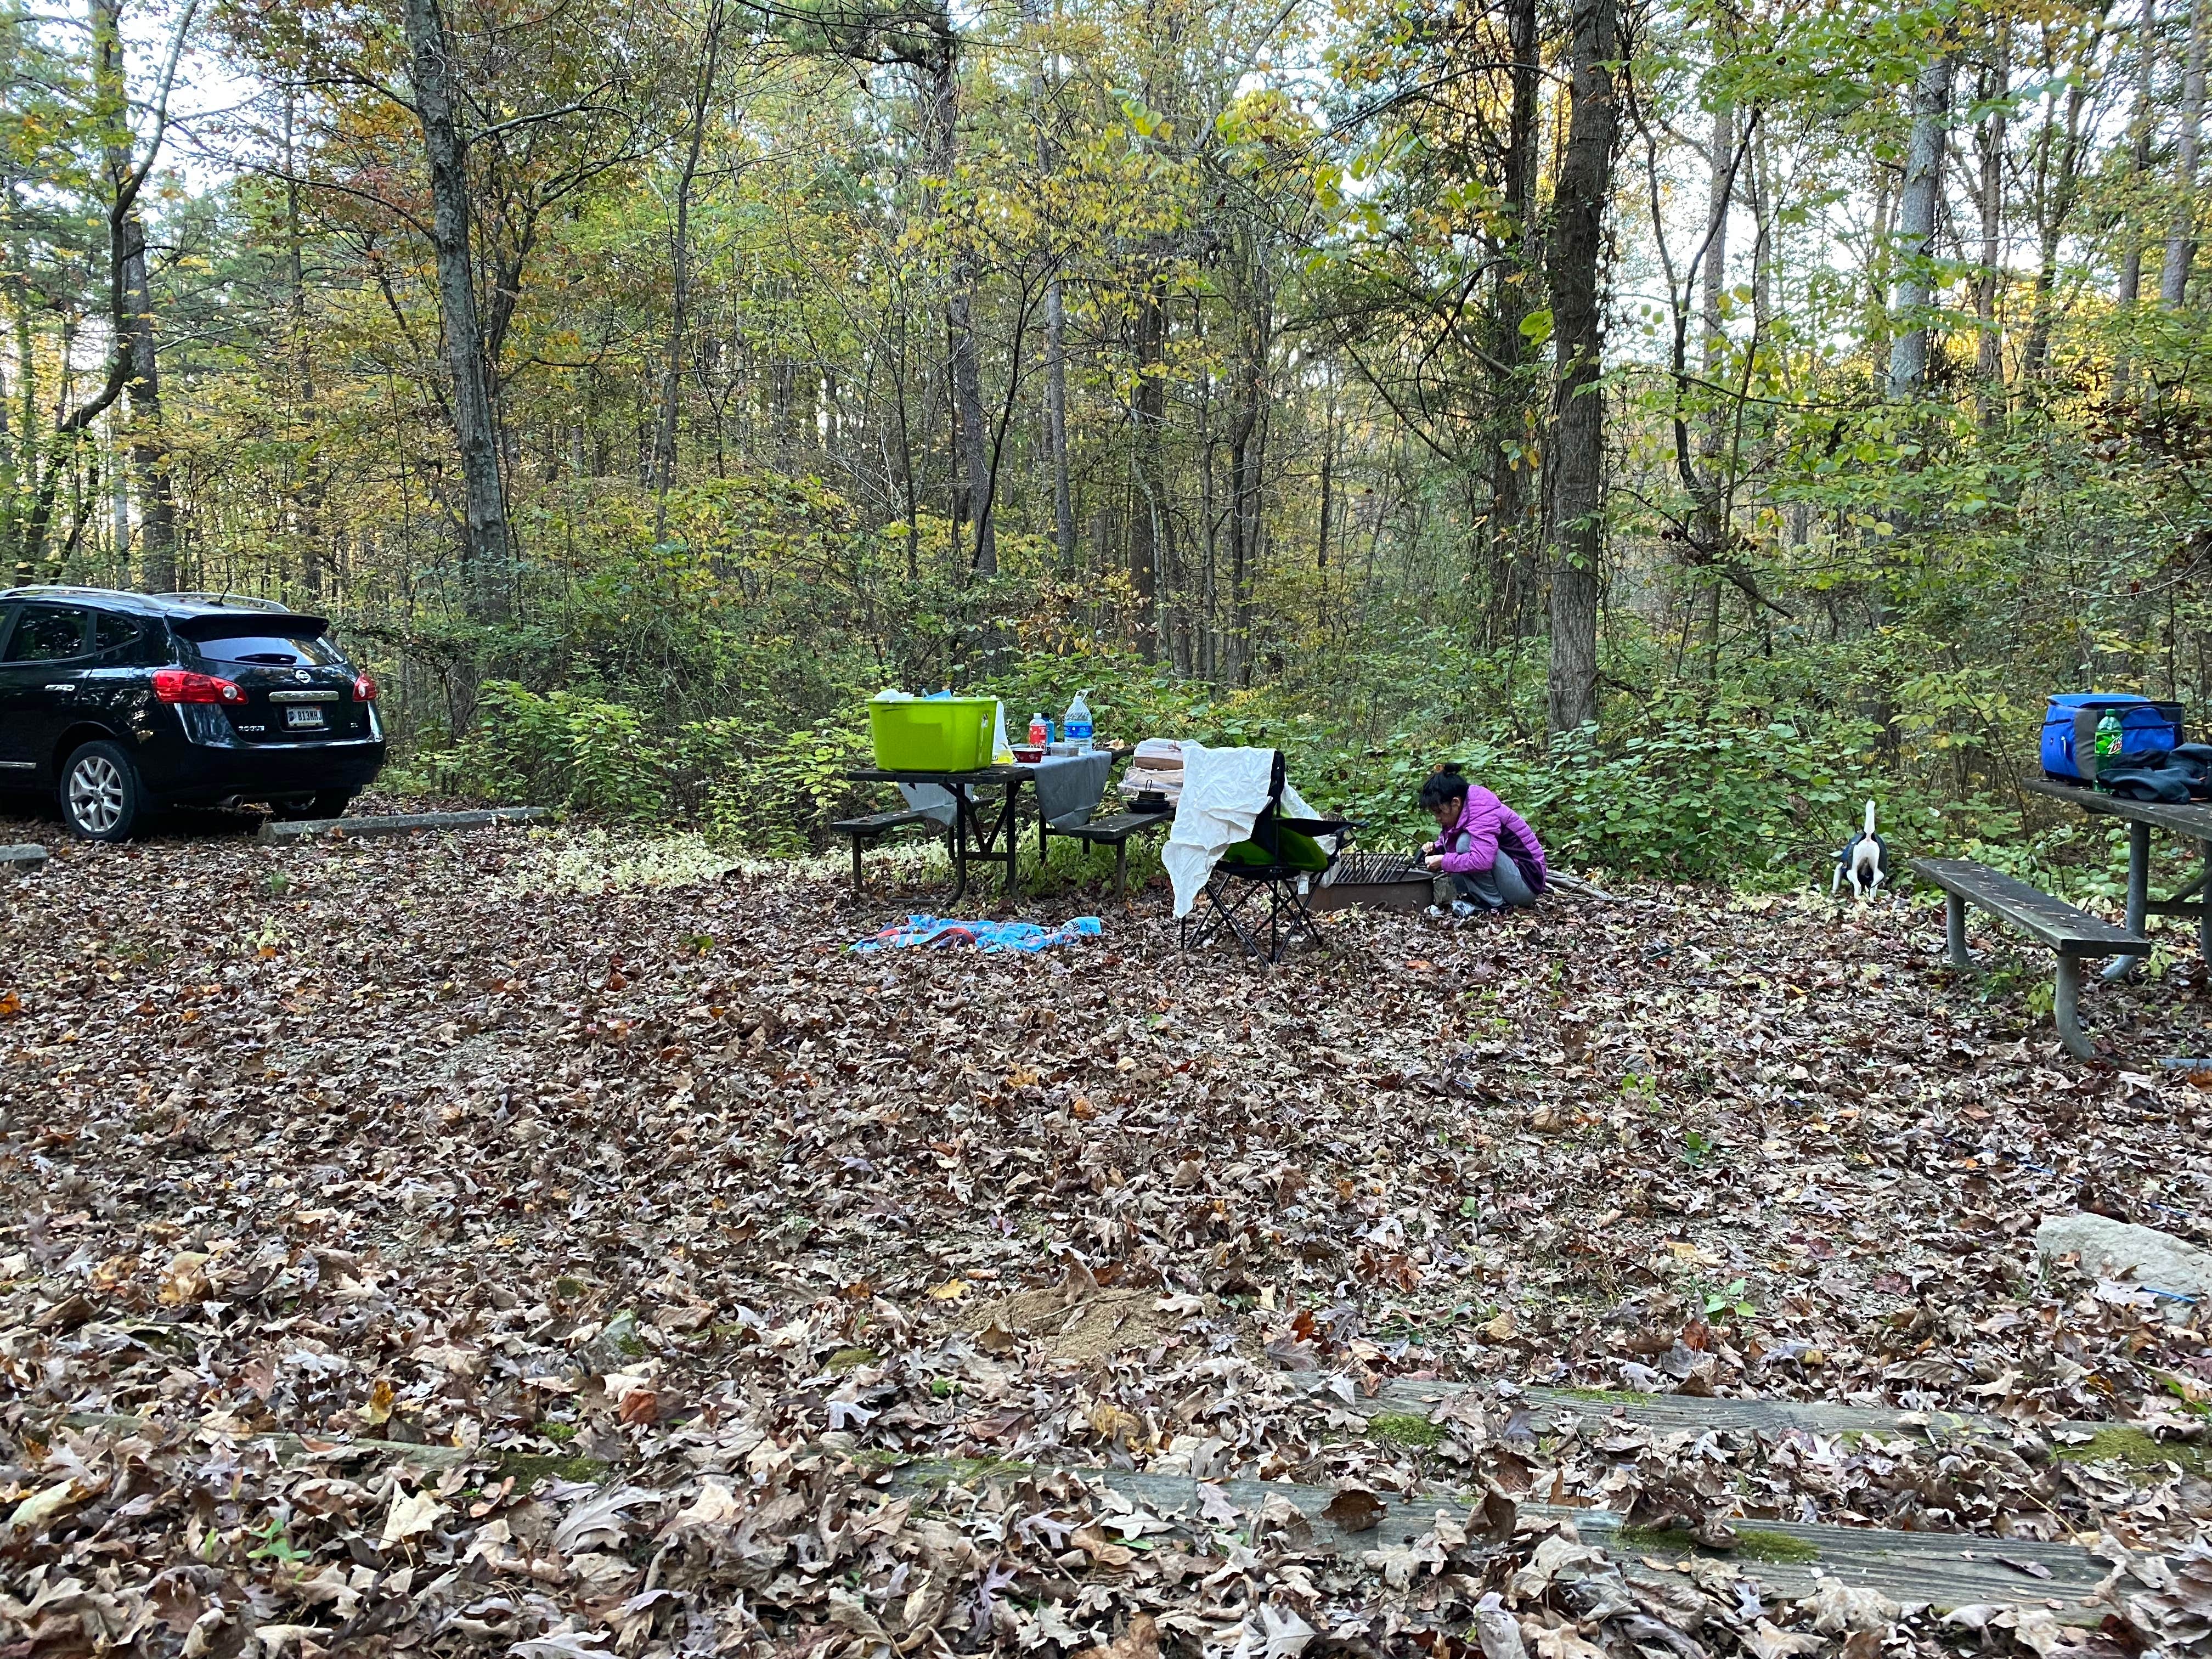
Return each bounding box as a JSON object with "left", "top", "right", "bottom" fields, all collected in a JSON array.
[
  {"left": 160, "top": 590, "right": 295, "bottom": 613},
  {"left": 0, "top": 584, "right": 120, "bottom": 600}
]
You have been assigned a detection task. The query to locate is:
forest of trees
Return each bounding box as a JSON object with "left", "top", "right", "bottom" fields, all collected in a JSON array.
[{"left": 3, "top": 0, "right": 2210, "bottom": 874}]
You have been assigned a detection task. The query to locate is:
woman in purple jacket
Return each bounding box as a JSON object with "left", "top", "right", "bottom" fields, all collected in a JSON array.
[{"left": 1419, "top": 764, "right": 1548, "bottom": 915}]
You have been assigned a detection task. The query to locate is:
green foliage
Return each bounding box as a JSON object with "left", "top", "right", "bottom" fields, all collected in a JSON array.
[
  {"left": 445, "top": 682, "right": 672, "bottom": 822},
  {"left": 245, "top": 1517, "right": 309, "bottom": 1565},
  {"left": 1514, "top": 705, "right": 1881, "bottom": 881},
  {"left": 1365, "top": 1410, "right": 1444, "bottom": 1448},
  {"left": 2049, "top": 1427, "right": 2208, "bottom": 1477},
  {"left": 1700, "top": 1278, "right": 1757, "bottom": 1319}
]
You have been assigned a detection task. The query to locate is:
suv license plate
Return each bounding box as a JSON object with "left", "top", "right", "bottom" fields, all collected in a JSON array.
[{"left": 285, "top": 706, "right": 326, "bottom": 729}]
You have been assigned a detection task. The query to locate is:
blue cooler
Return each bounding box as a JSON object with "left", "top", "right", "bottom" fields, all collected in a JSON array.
[{"left": 2040, "top": 693, "right": 2186, "bottom": 782}]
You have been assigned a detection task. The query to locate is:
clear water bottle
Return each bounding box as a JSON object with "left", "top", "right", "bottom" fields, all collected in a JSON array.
[
  {"left": 2094, "top": 709, "right": 2123, "bottom": 779},
  {"left": 1065, "top": 689, "right": 1094, "bottom": 744}
]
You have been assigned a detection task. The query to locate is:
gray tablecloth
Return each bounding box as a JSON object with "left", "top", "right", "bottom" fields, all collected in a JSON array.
[
  {"left": 896, "top": 753, "right": 1113, "bottom": 831},
  {"left": 1031, "top": 751, "right": 1114, "bottom": 828}
]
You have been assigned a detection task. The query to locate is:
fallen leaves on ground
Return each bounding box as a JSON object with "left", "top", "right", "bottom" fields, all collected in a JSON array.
[{"left": 2, "top": 806, "right": 2209, "bottom": 1657}]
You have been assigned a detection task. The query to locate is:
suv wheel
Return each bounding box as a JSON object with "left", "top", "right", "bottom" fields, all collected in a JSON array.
[{"left": 61, "top": 741, "right": 145, "bottom": 841}]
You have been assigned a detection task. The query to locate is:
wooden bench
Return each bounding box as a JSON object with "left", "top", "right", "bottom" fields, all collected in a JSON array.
[
  {"left": 828, "top": 808, "right": 944, "bottom": 890},
  {"left": 1039, "top": 809, "right": 1171, "bottom": 900},
  {"left": 1911, "top": 856, "right": 2152, "bottom": 1060}
]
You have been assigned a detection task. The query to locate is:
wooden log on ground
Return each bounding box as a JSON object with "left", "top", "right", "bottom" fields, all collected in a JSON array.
[
  {"left": 1, "top": 843, "right": 48, "bottom": 868},
  {"left": 1545, "top": 871, "right": 1621, "bottom": 902},
  {"left": 257, "top": 807, "right": 550, "bottom": 843}
]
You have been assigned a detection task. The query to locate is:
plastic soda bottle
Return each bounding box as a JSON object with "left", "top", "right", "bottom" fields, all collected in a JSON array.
[
  {"left": 1028, "top": 713, "right": 1049, "bottom": 747},
  {"left": 2094, "top": 709, "right": 2123, "bottom": 779}
]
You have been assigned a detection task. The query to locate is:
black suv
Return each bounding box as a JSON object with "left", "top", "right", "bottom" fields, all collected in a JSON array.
[{"left": 0, "top": 587, "right": 387, "bottom": 840}]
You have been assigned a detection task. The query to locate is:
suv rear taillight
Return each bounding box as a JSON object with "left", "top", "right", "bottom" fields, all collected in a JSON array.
[
  {"left": 353, "top": 674, "right": 379, "bottom": 702},
  {"left": 154, "top": 669, "right": 245, "bottom": 705}
]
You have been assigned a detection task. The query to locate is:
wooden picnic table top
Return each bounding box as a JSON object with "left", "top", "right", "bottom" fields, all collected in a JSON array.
[
  {"left": 847, "top": 764, "right": 1031, "bottom": 786},
  {"left": 2023, "top": 773, "right": 2212, "bottom": 840},
  {"left": 848, "top": 751, "right": 1126, "bottom": 787}
]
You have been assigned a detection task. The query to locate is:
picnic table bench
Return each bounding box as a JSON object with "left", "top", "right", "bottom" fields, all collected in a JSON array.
[
  {"left": 1039, "top": 807, "right": 1171, "bottom": 900},
  {"left": 1911, "top": 855, "right": 2151, "bottom": 1059},
  {"left": 827, "top": 807, "right": 947, "bottom": 890}
]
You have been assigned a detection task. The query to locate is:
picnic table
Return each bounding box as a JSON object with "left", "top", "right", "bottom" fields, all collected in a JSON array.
[
  {"left": 845, "top": 752, "right": 1129, "bottom": 902},
  {"left": 2022, "top": 775, "right": 2212, "bottom": 975}
]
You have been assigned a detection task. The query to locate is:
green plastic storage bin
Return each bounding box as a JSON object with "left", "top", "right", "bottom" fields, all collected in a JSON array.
[{"left": 868, "top": 696, "right": 995, "bottom": 771}]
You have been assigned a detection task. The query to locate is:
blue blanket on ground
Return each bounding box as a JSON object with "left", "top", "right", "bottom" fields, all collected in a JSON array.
[{"left": 851, "top": 915, "right": 1104, "bottom": 953}]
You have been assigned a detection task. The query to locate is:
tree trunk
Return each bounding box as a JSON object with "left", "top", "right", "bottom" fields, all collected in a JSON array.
[
  {"left": 2163, "top": 0, "right": 2208, "bottom": 304},
  {"left": 4, "top": 191, "right": 30, "bottom": 578},
  {"left": 1543, "top": 0, "right": 1619, "bottom": 738},
  {"left": 122, "top": 232, "right": 174, "bottom": 592},
  {"left": 1128, "top": 274, "right": 1165, "bottom": 659},
  {"left": 93, "top": 0, "right": 174, "bottom": 591},
  {"left": 1886, "top": 50, "right": 1954, "bottom": 398},
  {"left": 1023, "top": 0, "right": 1075, "bottom": 574},
  {"left": 285, "top": 89, "right": 324, "bottom": 598},
  {"left": 1690, "top": 96, "right": 1734, "bottom": 624},
  {"left": 654, "top": 0, "right": 725, "bottom": 541},
  {"left": 1486, "top": 0, "right": 1541, "bottom": 638},
  {"left": 2023, "top": 53, "right": 2090, "bottom": 379},
  {"left": 1699, "top": 101, "right": 1733, "bottom": 383},
  {"left": 1046, "top": 278, "right": 1073, "bottom": 571},
  {"left": 2119, "top": 0, "right": 2158, "bottom": 308},
  {"left": 916, "top": 20, "right": 995, "bottom": 575},
  {"left": 1866, "top": 167, "right": 1893, "bottom": 360},
  {"left": 400, "top": 0, "right": 511, "bottom": 619},
  {"left": 1231, "top": 262, "right": 1269, "bottom": 687},
  {"left": 1974, "top": 33, "right": 2008, "bottom": 421},
  {"left": 949, "top": 282, "right": 994, "bottom": 572},
  {"left": 1750, "top": 127, "right": 1773, "bottom": 332}
]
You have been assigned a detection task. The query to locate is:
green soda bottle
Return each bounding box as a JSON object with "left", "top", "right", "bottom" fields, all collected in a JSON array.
[{"left": 2094, "top": 709, "right": 2123, "bottom": 783}]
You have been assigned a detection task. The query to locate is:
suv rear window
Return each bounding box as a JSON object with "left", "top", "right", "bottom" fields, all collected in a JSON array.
[{"left": 192, "top": 631, "right": 347, "bottom": 668}]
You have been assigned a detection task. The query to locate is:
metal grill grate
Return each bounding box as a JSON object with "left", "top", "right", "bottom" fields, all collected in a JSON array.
[{"left": 1329, "top": 851, "right": 1426, "bottom": 885}]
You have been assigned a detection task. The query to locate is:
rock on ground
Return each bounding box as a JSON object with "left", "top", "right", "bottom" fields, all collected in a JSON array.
[{"left": 2036, "top": 1212, "right": 2212, "bottom": 1297}]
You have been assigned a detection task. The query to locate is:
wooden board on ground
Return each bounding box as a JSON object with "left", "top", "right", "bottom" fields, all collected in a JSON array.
[
  {"left": 56, "top": 1410, "right": 599, "bottom": 1484},
  {"left": 889, "top": 1469, "right": 2114, "bottom": 1628},
  {"left": 1358, "top": 1380, "right": 2012, "bottom": 1443},
  {"left": 257, "top": 807, "right": 550, "bottom": 843},
  {"left": 1, "top": 843, "right": 47, "bottom": 868},
  {"left": 887, "top": 1460, "right": 2109, "bottom": 1621},
  {"left": 48, "top": 1410, "right": 2106, "bottom": 1619}
]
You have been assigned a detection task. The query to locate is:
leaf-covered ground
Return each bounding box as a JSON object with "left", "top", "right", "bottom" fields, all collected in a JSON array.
[{"left": 3, "top": 808, "right": 2209, "bottom": 1659}]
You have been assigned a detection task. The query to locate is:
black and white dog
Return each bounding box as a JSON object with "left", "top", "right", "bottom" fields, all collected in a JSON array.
[{"left": 1830, "top": 799, "right": 1889, "bottom": 900}]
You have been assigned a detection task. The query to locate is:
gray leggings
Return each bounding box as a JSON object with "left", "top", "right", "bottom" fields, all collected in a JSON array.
[{"left": 1451, "top": 859, "right": 1539, "bottom": 911}]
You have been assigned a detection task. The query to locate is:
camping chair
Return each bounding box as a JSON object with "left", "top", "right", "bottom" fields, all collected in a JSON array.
[{"left": 1180, "top": 751, "right": 1355, "bottom": 963}]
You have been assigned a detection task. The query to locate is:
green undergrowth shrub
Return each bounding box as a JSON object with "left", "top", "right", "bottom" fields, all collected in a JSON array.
[{"left": 391, "top": 640, "right": 2171, "bottom": 901}]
